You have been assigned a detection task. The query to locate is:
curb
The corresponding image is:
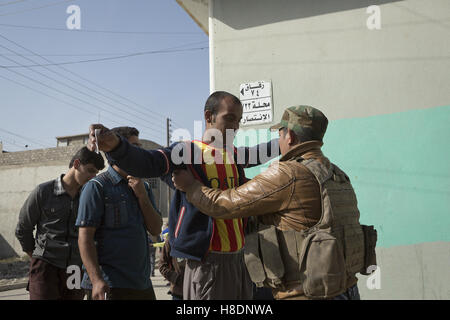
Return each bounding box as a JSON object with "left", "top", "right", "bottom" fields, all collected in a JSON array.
[{"left": 0, "top": 281, "right": 28, "bottom": 292}]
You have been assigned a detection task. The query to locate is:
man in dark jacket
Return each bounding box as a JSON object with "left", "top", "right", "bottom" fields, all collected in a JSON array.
[{"left": 15, "top": 146, "right": 104, "bottom": 300}]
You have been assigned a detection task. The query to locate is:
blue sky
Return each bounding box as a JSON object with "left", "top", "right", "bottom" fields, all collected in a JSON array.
[{"left": 0, "top": 0, "right": 209, "bottom": 151}]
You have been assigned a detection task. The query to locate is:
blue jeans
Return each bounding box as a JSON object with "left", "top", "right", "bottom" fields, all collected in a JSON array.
[{"left": 333, "top": 284, "right": 361, "bottom": 300}]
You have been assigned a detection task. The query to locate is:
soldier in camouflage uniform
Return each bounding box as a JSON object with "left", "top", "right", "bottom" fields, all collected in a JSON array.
[{"left": 172, "top": 106, "right": 365, "bottom": 300}]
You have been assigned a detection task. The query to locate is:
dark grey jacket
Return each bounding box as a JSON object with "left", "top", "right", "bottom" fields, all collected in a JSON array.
[{"left": 15, "top": 175, "right": 82, "bottom": 269}]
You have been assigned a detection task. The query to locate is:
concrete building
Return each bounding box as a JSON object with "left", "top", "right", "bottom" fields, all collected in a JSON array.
[
  {"left": 0, "top": 135, "right": 169, "bottom": 259},
  {"left": 177, "top": 0, "right": 450, "bottom": 299}
]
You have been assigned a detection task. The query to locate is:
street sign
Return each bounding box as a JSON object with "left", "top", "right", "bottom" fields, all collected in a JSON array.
[{"left": 239, "top": 80, "right": 273, "bottom": 126}]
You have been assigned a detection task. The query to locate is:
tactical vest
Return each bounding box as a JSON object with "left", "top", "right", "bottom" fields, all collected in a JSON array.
[{"left": 244, "top": 158, "right": 377, "bottom": 299}]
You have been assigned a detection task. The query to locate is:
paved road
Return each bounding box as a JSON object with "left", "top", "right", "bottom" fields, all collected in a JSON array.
[{"left": 0, "top": 269, "right": 172, "bottom": 300}]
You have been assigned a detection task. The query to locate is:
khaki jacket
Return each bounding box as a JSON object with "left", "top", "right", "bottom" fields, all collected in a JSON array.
[{"left": 184, "top": 140, "right": 357, "bottom": 299}]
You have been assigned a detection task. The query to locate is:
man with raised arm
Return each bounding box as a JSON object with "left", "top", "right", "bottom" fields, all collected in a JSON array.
[
  {"left": 77, "top": 126, "right": 162, "bottom": 300},
  {"left": 87, "top": 91, "right": 279, "bottom": 300}
]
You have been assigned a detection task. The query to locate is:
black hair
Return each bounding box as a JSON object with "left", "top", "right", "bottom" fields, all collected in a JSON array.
[
  {"left": 69, "top": 146, "right": 105, "bottom": 170},
  {"left": 110, "top": 126, "right": 139, "bottom": 140},
  {"left": 204, "top": 91, "right": 242, "bottom": 118}
]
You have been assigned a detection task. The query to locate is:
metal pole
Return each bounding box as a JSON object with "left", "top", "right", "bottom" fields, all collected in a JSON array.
[
  {"left": 166, "top": 118, "right": 170, "bottom": 147},
  {"left": 166, "top": 118, "right": 170, "bottom": 219}
]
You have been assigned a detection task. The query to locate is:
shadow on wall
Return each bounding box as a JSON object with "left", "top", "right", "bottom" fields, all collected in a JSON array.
[
  {"left": 0, "top": 234, "right": 18, "bottom": 260},
  {"left": 214, "top": 0, "right": 403, "bottom": 30}
]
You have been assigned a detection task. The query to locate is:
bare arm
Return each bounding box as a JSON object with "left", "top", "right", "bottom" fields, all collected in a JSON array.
[
  {"left": 137, "top": 193, "right": 163, "bottom": 236},
  {"left": 78, "top": 227, "right": 109, "bottom": 300}
]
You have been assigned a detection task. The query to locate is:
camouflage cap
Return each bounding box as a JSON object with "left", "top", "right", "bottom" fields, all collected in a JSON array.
[{"left": 270, "top": 105, "right": 328, "bottom": 141}]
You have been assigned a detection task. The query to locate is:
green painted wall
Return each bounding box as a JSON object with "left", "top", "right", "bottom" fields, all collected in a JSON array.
[{"left": 238, "top": 106, "right": 450, "bottom": 248}]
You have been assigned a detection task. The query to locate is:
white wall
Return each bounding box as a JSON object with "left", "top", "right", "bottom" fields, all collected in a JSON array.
[
  {"left": 207, "top": 0, "right": 450, "bottom": 300},
  {"left": 210, "top": 0, "right": 450, "bottom": 124}
]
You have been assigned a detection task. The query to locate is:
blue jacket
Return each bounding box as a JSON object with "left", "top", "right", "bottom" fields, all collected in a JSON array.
[{"left": 106, "top": 137, "right": 279, "bottom": 261}]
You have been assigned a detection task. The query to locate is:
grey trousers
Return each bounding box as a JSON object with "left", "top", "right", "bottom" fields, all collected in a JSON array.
[{"left": 183, "top": 250, "right": 253, "bottom": 300}]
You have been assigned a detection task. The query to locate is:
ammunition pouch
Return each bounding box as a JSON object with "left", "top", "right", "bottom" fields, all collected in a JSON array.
[
  {"left": 244, "top": 223, "right": 306, "bottom": 290},
  {"left": 244, "top": 223, "right": 377, "bottom": 299},
  {"left": 244, "top": 223, "right": 348, "bottom": 298},
  {"left": 244, "top": 224, "right": 285, "bottom": 288},
  {"left": 299, "top": 230, "right": 347, "bottom": 299},
  {"left": 243, "top": 158, "right": 378, "bottom": 299}
]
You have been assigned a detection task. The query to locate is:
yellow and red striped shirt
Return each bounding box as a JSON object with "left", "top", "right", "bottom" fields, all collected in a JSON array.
[{"left": 192, "top": 140, "right": 245, "bottom": 253}]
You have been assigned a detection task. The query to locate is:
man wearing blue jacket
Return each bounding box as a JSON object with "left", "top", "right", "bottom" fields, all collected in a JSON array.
[{"left": 88, "top": 91, "right": 279, "bottom": 299}]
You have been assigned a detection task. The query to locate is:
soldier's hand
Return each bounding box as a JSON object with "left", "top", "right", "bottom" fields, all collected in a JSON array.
[
  {"left": 88, "top": 124, "right": 120, "bottom": 153},
  {"left": 172, "top": 169, "right": 195, "bottom": 192}
]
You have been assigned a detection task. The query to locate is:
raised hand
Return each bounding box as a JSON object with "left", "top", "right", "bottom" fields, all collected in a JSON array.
[{"left": 87, "top": 124, "right": 120, "bottom": 153}]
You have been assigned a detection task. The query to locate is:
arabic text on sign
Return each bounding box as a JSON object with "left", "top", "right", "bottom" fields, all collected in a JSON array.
[
  {"left": 243, "top": 98, "right": 272, "bottom": 113},
  {"left": 239, "top": 81, "right": 271, "bottom": 101},
  {"left": 241, "top": 110, "right": 272, "bottom": 126}
]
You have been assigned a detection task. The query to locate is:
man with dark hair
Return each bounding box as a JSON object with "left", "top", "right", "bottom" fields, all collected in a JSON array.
[
  {"left": 173, "top": 105, "right": 376, "bottom": 300},
  {"left": 204, "top": 91, "right": 242, "bottom": 118},
  {"left": 76, "top": 127, "right": 162, "bottom": 300},
  {"left": 87, "top": 91, "right": 279, "bottom": 300},
  {"left": 15, "top": 146, "right": 104, "bottom": 300},
  {"left": 69, "top": 146, "right": 105, "bottom": 169},
  {"left": 106, "top": 126, "right": 140, "bottom": 143}
]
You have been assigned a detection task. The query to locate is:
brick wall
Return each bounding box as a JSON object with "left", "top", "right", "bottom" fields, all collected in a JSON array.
[
  {"left": 0, "top": 139, "right": 161, "bottom": 167},
  {"left": 0, "top": 145, "right": 82, "bottom": 167}
]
